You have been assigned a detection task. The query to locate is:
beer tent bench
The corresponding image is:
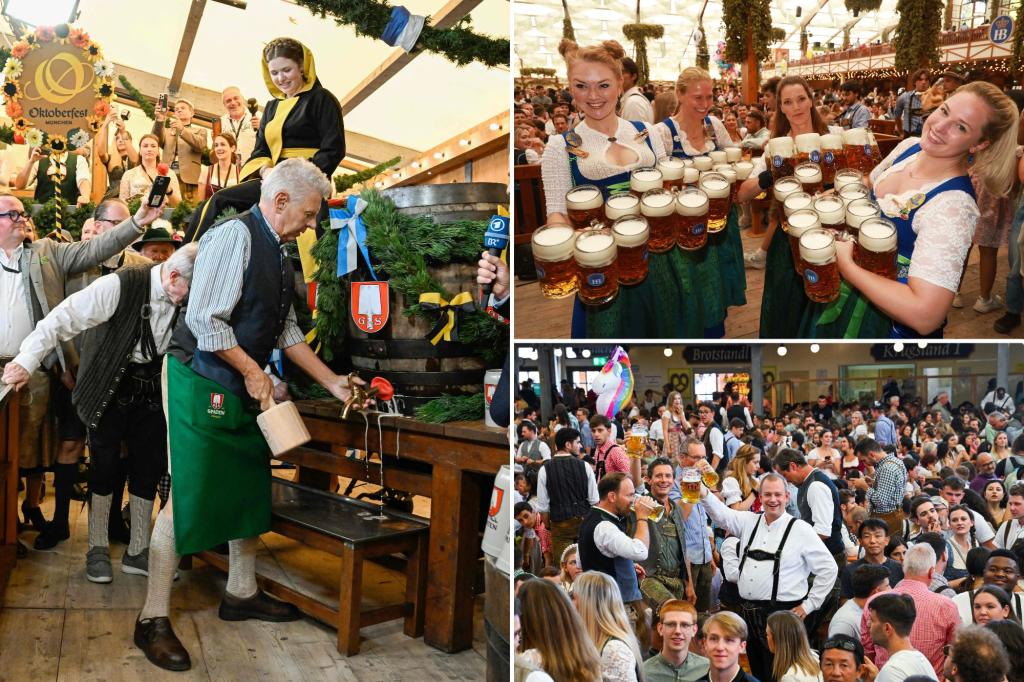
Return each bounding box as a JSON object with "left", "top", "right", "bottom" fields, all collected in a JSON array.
[{"left": 196, "top": 477, "right": 429, "bottom": 656}]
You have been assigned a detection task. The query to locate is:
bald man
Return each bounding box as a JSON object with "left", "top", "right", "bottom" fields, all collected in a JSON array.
[{"left": 220, "top": 87, "right": 259, "bottom": 166}]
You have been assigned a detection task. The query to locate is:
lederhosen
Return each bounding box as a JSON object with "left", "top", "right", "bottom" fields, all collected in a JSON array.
[
  {"left": 839, "top": 102, "right": 867, "bottom": 130},
  {"left": 566, "top": 120, "right": 745, "bottom": 339},
  {"left": 802, "top": 143, "right": 976, "bottom": 338}
]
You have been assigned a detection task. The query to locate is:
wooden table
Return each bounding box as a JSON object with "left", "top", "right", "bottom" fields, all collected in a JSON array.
[
  {"left": 288, "top": 400, "right": 508, "bottom": 653},
  {"left": 0, "top": 386, "right": 19, "bottom": 600}
]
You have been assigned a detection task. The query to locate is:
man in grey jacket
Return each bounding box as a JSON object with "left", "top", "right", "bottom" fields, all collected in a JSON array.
[{"left": 0, "top": 191, "right": 165, "bottom": 549}]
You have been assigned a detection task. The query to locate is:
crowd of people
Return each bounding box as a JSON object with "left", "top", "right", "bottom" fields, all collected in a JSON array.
[
  {"left": 516, "top": 38, "right": 1024, "bottom": 338},
  {"left": 513, "top": 375, "right": 1024, "bottom": 681}
]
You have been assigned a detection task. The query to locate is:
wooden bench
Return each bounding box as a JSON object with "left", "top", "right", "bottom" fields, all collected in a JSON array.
[
  {"left": 197, "top": 478, "right": 429, "bottom": 656},
  {"left": 514, "top": 163, "right": 546, "bottom": 281}
]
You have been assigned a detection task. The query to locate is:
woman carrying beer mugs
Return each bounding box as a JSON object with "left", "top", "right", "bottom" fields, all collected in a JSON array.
[
  {"left": 805, "top": 82, "right": 1020, "bottom": 338},
  {"left": 736, "top": 76, "right": 831, "bottom": 338}
]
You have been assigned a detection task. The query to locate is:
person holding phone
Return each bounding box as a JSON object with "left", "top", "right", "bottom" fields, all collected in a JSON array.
[{"left": 152, "top": 98, "right": 207, "bottom": 203}]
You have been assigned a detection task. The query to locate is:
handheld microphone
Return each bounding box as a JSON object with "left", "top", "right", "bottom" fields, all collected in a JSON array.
[
  {"left": 479, "top": 215, "right": 509, "bottom": 308},
  {"left": 146, "top": 163, "right": 172, "bottom": 208},
  {"left": 247, "top": 98, "right": 259, "bottom": 116}
]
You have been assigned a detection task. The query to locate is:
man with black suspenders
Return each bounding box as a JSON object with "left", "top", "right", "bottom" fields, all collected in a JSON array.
[
  {"left": 996, "top": 483, "right": 1024, "bottom": 548},
  {"left": 699, "top": 472, "right": 837, "bottom": 682}
]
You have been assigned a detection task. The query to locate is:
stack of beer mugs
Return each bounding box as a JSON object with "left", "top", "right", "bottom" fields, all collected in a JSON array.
[
  {"left": 566, "top": 184, "right": 604, "bottom": 230},
  {"left": 841, "top": 127, "right": 882, "bottom": 175}
]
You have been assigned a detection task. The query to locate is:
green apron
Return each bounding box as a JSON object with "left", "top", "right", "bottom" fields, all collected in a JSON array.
[{"left": 165, "top": 355, "right": 271, "bottom": 555}]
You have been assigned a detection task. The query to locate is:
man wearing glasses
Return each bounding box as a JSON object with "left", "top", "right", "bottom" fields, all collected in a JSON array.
[{"left": 0, "top": 193, "right": 166, "bottom": 556}]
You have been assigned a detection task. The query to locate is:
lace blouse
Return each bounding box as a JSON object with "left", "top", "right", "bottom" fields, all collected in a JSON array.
[
  {"left": 541, "top": 117, "right": 666, "bottom": 217},
  {"left": 600, "top": 638, "right": 639, "bottom": 682},
  {"left": 868, "top": 137, "right": 979, "bottom": 292}
]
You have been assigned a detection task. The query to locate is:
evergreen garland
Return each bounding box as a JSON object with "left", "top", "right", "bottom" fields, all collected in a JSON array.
[
  {"left": 334, "top": 155, "right": 401, "bottom": 194},
  {"left": 170, "top": 200, "right": 195, "bottom": 232},
  {"left": 291, "top": 0, "right": 508, "bottom": 68},
  {"left": 1012, "top": 1, "right": 1024, "bottom": 76},
  {"left": 722, "top": 0, "right": 774, "bottom": 64},
  {"left": 310, "top": 228, "right": 348, "bottom": 361},
  {"left": 520, "top": 67, "right": 556, "bottom": 77},
  {"left": 696, "top": 21, "right": 709, "bottom": 70},
  {"left": 415, "top": 393, "right": 485, "bottom": 423},
  {"left": 893, "top": 0, "right": 942, "bottom": 70},
  {"left": 844, "top": 0, "right": 883, "bottom": 12},
  {"left": 560, "top": 0, "right": 576, "bottom": 42},
  {"left": 622, "top": 23, "right": 663, "bottom": 85},
  {"left": 31, "top": 199, "right": 94, "bottom": 239},
  {"left": 118, "top": 75, "right": 156, "bottom": 120}
]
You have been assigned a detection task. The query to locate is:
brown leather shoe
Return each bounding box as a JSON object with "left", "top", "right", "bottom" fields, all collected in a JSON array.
[
  {"left": 134, "top": 617, "right": 191, "bottom": 671},
  {"left": 219, "top": 590, "right": 302, "bottom": 622}
]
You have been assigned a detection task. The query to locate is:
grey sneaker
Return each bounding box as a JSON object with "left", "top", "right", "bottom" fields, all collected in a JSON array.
[
  {"left": 86, "top": 546, "right": 113, "bottom": 583},
  {"left": 122, "top": 548, "right": 149, "bottom": 576}
]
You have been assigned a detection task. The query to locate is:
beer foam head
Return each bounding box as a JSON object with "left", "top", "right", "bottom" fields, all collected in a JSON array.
[
  {"left": 699, "top": 173, "right": 730, "bottom": 199},
  {"left": 574, "top": 229, "right": 617, "bottom": 267},
  {"left": 795, "top": 163, "right": 823, "bottom": 183},
  {"left": 799, "top": 228, "right": 836, "bottom": 264},
  {"left": 846, "top": 199, "right": 879, "bottom": 229},
  {"left": 838, "top": 183, "right": 869, "bottom": 202},
  {"left": 709, "top": 150, "right": 727, "bottom": 164},
  {"left": 532, "top": 223, "right": 576, "bottom": 261},
  {"left": 641, "top": 189, "right": 675, "bottom": 217},
  {"left": 612, "top": 216, "right": 650, "bottom": 248},
  {"left": 842, "top": 127, "right": 869, "bottom": 146},
  {"left": 725, "top": 147, "right": 741, "bottom": 162},
  {"left": 786, "top": 209, "right": 820, "bottom": 238},
  {"left": 631, "top": 167, "right": 663, "bottom": 192},
  {"left": 692, "top": 156, "right": 712, "bottom": 171},
  {"left": 858, "top": 217, "right": 897, "bottom": 252},
  {"left": 833, "top": 169, "right": 863, "bottom": 189},
  {"left": 676, "top": 188, "right": 709, "bottom": 216},
  {"left": 657, "top": 157, "right": 686, "bottom": 179},
  {"left": 683, "top": 167, "right": 700, "bottom": 184},
  {"left": 681, "top": 158, "right": 695, "bottom": 167},
  {"left": 813, "top": 196, "right": 845, "bottom": 225},
  {"left": 768, "top": 136, "right": 795, "bottom": 158},
  {"left": 713, "top": 163, "right": 732, "bottom": 174},
  {"left": 566, "top": 185, "right": 603, "bottom": 210},
  {"left": 821, "top": 134, "right": 843, "bottom": 149},
  {"left": 773, "top": 176, "right": 800, "bottom": 202},
  {"left": 783, "top": 191, "right": 813, "bottom": 216},
  {"left": 734, "top": 161, "right": 754, "bottom": 180},
  {"left": 605, "top": 193, "right": 641, "bottom": 220},
  {"left": 795, "top": 133, "right": 822, "bottom": 154},
  {"left": 718, "top": 168, "right": 737, "bottom": 184}
]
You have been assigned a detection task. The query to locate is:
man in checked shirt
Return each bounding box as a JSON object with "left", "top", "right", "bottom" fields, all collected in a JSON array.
[{"left": 849, "top": 438, "right": 908, "bottom": 538}]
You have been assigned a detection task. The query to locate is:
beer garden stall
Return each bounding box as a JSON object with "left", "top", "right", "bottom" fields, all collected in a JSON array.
[{"left": 0, "top": 0, "right": 511, "bottom": 678}]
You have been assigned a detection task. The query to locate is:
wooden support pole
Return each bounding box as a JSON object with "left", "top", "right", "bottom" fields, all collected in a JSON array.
[
  {"left": 742, "top": 26, "right": 759, "bottom": 105},
  {"left": 168, "top": 0, "right": 208, "bottom": 95}
]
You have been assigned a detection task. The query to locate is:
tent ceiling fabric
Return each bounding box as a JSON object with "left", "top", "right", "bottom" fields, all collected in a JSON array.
[
  {"left": 63, "top": 0, "right": 508, "bottom": 152},
  {"left": 514, "top": 0, "right": 913, "bottom": 81}
]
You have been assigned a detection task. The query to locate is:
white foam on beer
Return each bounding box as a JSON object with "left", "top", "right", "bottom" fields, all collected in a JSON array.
[
  {"left": 641, "top": 190, "right": 675, "bottom": 217},
  {"left": 613, "top": 217, "right": 649, "bottom": 247},
  {"left": 532, "top": 224, "right": 576, "bottom": 260},
  {"left": 700, "top": 177, "right": 730, "bottom": 198},
  {"left": 768, "top": 136, "right": 795, "bottom": 157},
  {"left": 796, "top": 165, "right": 823, "bottom": 183},
  {"left": 682, "top": 158, "right": 695, "bottom": 167},
  {"left": 783, "top": 192, "right": 813, "bottom": 216},
  {"left": 821, "top": 134, "right": 843, "bottom": 150},
  {"left": 773, "top": 178, "right": 800, "bottom": 202},
  {"left": 846, "top": 200, "right": 879, "bottom": 229},
  {"left": 713, "top": 164, "right": 732, "bottom": 173},
  {"left": 719, "top": 169, "right": 736, "bottom": 184},
  {"left": 631, "top": 168, "right": 663, "bottom": 192},
  {"left": 683, "top": 168, "right": 700, "bottom": 183},
  {"left": 574, "top": 231, "right": 616, "bottom": 267},
  {"left": 842, "top": 127, "right": 868, "bottom": 145},
  {"left": 606, "top": 194, "right": 640, "bottom": 220},
  {"left": 692, "top": 156, "right": 712, "bottom": 171},
  {"left": 657, "top": 157, "right": 686, "bottom": 179},
  {"left": 814, "top": 197, "right": 845, "bottom": 225},
  {"left": 787, "top": 209, "right": 819, "bottom": 238},
  {"left": 676, "top": 190, "right": 709, "bottom": 216},
  {"left": 725, "top": 147, "right": 742, "bottom": 162},
  {"left": 833, "top": 170, "right": 863, "bottom": 190},
  {"left": 799, "top": 229, "right": 835, "bottom": 264},
  {"left": 734, "top": 162, "right": 754, "bottom": 180},
  {"left": 839, "top": 184, "right": 869, "bottom": 202},
  {"left": 566, "top": 186, "right": 603, "bottom": 210},
  {"left": 709, "top": 151, "right": 727, "bottom": 164},
  {"left": 858, "top": 218, "right": 897, "bottom": 252},
  {"left": 795, "top": 133, "right": 822, "bottom": 154}
]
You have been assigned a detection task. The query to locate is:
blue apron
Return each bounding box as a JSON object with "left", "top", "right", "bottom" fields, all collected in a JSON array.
[
  {"left": 568, "top": 119, "right": 742, "bottom": 338},
  {"left": 661, "top": 116, "right": 712, "bottom": 159}
]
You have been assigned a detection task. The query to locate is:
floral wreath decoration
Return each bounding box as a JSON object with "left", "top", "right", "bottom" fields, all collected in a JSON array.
[{"left": 0, "top": 24, "right": 114, "bottom": 154}]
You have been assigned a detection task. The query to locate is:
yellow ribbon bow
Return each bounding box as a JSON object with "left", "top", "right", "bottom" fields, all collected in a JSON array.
[{"left": 419, "top": 291, "right": 474, "bottom": 345}]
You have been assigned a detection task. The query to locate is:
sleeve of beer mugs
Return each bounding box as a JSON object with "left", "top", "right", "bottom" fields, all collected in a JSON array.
[{"left": 593, "top": 519, "right": 648, "bottom": 561}]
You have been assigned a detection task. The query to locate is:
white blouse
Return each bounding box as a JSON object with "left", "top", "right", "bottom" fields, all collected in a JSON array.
[
  {"left": 600, "top": 638, "right": 638, "bottom": 682},
  {"left": 541, "top": 117, "right": 666, "bottom": 217},
  {"left": 868, "top": 137, "right": 979, "bottom": 293},
  {"left": 651, "top": 114, "right": 734, "bottom": 158}
]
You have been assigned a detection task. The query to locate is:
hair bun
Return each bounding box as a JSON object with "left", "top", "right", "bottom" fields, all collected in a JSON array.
[
  {"left": 558, "top": 38, "right": 578, "bottom": 60},
  {"left": 602, "top": 40, "right": 626, "bottom": 60}
]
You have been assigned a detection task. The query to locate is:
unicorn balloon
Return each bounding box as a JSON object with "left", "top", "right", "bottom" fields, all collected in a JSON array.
[{"left": 593, "top": 346, "right": 634, "bottom": 420}]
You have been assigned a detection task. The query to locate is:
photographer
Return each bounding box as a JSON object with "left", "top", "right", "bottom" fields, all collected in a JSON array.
[
  {"left": 95, "top": 106, "right": 138, "bottom": 196},
  {"left": 153, "top": 98, "right": 207, "bottom": 203}
]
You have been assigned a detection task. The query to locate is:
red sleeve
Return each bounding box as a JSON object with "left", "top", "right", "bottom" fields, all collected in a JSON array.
[
  {"left": 606, "top": 446, "right": 630, "bottom": 474},
  {"left": 861, "top": 594, "right": 876, "bottom": 662}
]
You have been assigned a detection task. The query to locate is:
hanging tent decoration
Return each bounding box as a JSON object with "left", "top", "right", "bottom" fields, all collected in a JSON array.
[{"left": 622, "top": 0, "right": 663, "bottom": 86}]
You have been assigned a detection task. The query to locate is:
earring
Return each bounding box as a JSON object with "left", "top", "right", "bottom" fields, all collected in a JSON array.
[{"left": 968, "top": 151, "right": 975, "bottom": 165}]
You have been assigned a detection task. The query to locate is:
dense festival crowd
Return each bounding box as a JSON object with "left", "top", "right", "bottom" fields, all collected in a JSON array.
[{"left": 513, "top": 376, "right": 1024, "bottom": 681}]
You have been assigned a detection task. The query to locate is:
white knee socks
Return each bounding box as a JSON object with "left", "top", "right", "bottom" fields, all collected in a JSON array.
[
  {"left": 88, "top": 493, "right": 111, "bottom": 548},
  {"left": 128, "top": 494, "right": 154, "bottom": 556},
  {"left": 226, "top": 537, "right": 259, "bottom": 599},
  {"left": 140, "top": 509, "right": 178, "bottom": 620}
]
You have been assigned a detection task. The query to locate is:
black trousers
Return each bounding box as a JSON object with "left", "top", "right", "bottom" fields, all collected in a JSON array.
[
  {"left": 185, "top": 177, "right": 329, "bottom": 244},
  {"left": 87, "top": 366, "right": 167, "bottom": 501}
]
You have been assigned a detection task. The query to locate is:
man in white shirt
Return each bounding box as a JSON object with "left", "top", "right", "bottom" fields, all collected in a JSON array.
[
  {"left": 699, "top": 472, "right": 838, "bottom": 682},
  {"left": 3, "top": 243, "right": 198, "bottom": 585},
  {"left": 220, "top": 87, "right": 260, "bottom": 165},
  {"left": 829, "top": 563, "right": 890, "bottom": 640},
  {"left": 619, "top": 57, "right": 653, "bottom": 123},
  {"left": 515, "top": 420, "right": 551, "bottom": 470},
  {"left": 864, "top": 593, "right": 938, "bottom": 681},
  {"left": 981, "top": 386, "right": 1014, "bottom": 414},
  {"left": 996, "top": 483, "right": 1024, "bottom": 548}
]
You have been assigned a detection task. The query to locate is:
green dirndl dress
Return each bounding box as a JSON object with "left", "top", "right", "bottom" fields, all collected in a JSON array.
[
  {"left": 164, "top": 354, "right": 272, "bottom": 555},
  {"left": 758, "top": 210, "right": 812, "bottom": 338}
]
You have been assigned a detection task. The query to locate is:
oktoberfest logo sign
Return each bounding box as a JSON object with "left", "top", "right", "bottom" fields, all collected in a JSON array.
[
  {"left": 351, "top": 281, "right": 389, "bottom": 333},
  {"left": 2, "top": 24, "right": 114, "bottom": 152}
]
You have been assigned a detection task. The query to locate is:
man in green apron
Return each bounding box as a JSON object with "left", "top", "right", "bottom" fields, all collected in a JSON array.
[{"left": 134, "top": 158, "right": 366, "bottom": 671}]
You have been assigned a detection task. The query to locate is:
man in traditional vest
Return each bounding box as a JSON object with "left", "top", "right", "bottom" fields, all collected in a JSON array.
[
  {"left": 14, "top": 146, "right": 92, "bottom": 206},
  {"left": 515, "top": 420, "right": 550, "bottom": 472},
  {"left": 131, "top": 158, "right": 369, "bottom": 671},
  {"left": 698, "top": 401, "right": 725, "bottom": 471},
  {"left": 535, "top": 427, "right": 597, "bottom": 564},
  {"left": 3, "top": 245, "right": 198, "bottom": 583},
  {"left": 699, "top": 473, "right": 837, "bottom": 682},
  {"left": 638, "top": 458, "right": 691, "bottom": 614}
]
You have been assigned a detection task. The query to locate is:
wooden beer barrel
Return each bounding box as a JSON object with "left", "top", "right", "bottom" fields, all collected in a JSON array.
[{"left": 348, "top": 183, "right": 508, "bottom": 411}]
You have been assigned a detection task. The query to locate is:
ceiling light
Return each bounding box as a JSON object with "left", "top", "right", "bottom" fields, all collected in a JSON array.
[
  {"left": 459, "top": 139, "right": 471, "bottom": 146},
  {"left": 893, "top": 342, "right": 904, "bottom": 352},
  {"left": 565, "top": 348, "right": 576, "bottom": 359},
  {"left": 917, "top": 342, "right": 928, "bottom": 349},
  {"left": 434, "top": 152, "right": 444, "bottom": 159},
  {"left": 391, "top": 173, "right": 400, "bottom": 179},
  {"left": 664, "top": 348, "right": 673, "bottom": 357},
  {"left": 810, "top": 344, "right": 820, "bottom": 353},
  {"left": 777, "top": 345, "right": 787, "bottom": 357},
  {"left": 489, "top": 123, "right": 502, "bottom": 131},
  {"left": 553, "top": 348, "right": 562, "bottom": 357},
  {"left": 517, "top": 347, "right": 533, "bottom": 359},
  {"left": 411, "top": 161, "right": 420, "bottom": 169},
  {"left": 581, "top": 349, "right": 591, "bottom": 358}
]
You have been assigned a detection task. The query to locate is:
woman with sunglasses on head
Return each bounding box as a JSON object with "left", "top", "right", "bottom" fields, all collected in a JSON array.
[{"left": 805, "top": 81, "right": 1020, "bottom": 338}]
